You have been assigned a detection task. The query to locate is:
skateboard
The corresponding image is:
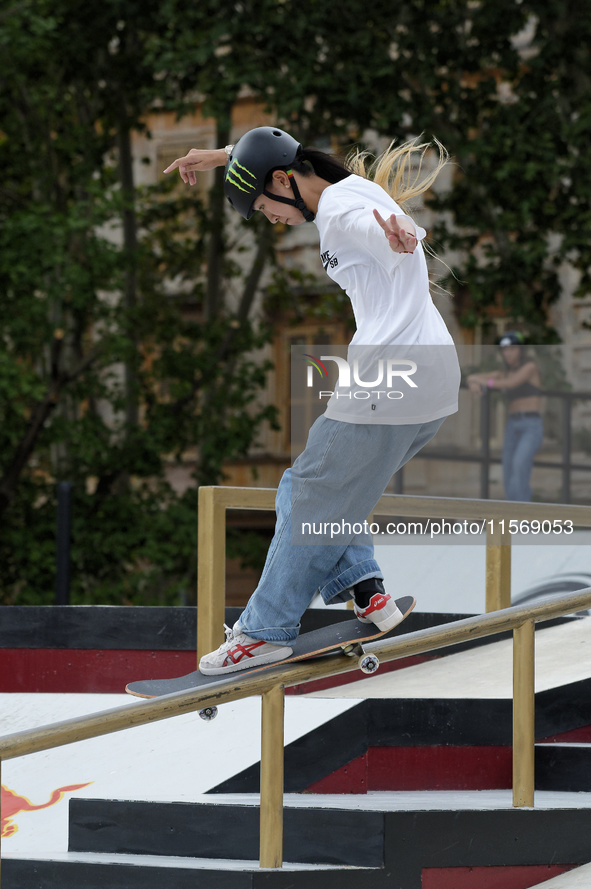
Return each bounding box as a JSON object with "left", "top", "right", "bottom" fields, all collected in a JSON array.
[{"left": 126, "top": 595, "right": 415, "bottom": 719}]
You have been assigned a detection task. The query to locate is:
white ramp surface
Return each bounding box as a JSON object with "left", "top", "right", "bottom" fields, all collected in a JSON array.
[
  {"left": 534, "top": 863, "right": 591, "bottom": 887},
  {"left": 0, "top": 693, "right": 358, "bottom": 857},
  {"left": 309, "top": 618, "right": 591, "bottom": 699}
]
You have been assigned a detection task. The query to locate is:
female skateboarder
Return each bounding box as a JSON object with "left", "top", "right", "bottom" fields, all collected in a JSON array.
[{"left": 164, "top": 127, "right": 460, "bottom": 674}]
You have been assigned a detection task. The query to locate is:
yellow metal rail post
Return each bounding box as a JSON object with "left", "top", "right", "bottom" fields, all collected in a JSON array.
[
  {"left": 259, "top": 684, "right": 285, "bottom": 867},
  {"left": 486, "top": 523, "right": 512, "bottom": 612},
  {"left": 197, "top": 487, "right": 228, "bottom": 661},
  {"left": 197, "top": 487, "right": 277, "bottom": 662},
  {"left": 512, "top": 619, "right": 536, "bottom": 807}
]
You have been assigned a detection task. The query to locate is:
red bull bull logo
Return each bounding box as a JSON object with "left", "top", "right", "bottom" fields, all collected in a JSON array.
[{"left": 1, "top": 783, "right": 92, "bottom": 838}]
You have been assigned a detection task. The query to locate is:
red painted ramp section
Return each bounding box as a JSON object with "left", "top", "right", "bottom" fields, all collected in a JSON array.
[
  {"left": 307, "top": 745, "right": 513, "bottom": 793},
  {"left": 422, "top": 864, "right": 574, "bottom": 889},
  {"left": 370, "top": 746, "right": 513, "bottom": 791},
  {"left": 0, "top": 650, "right": 196, "bottom": 694}
]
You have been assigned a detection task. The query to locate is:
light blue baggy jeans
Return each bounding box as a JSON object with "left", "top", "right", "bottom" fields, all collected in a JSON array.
[
  {"left": 237, "top": 414, "right": 445, "bottom": 643},
  {"left": 503, "top": 413, "right": 544, "bottom": 502}
]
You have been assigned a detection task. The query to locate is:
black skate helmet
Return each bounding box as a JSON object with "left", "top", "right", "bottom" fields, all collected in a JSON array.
[
  {"left": 224, "top": 127, "right": 315, "bottom": 222},
  {"left": 498, "top": 330, "right": 525, "bottom": 348}
]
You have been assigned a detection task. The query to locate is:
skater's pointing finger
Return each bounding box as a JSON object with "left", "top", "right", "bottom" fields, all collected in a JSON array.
[{"left": 373, "top": 208, "right": 391, "bottom": 233}]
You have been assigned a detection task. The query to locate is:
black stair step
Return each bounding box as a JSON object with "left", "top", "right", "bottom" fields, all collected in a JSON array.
[
  {"left": 536, "top": 743, "right": 591, "bottom": 792},
  {"left": 386, "top": 807, "right": 591, "bottom": 887},
  {"left": 69, "top": 799, "right": 384, "bottom": 867},
  {"left": 3, "top": 857, "right": 376, "bottom": 889},
  {"left": 63, "top": 803, "right": 591, "bottom": 888}
]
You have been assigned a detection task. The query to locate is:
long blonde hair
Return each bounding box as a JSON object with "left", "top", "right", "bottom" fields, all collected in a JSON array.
[{"left": 347, "top": 136, "right": 449, "bottom": 212}]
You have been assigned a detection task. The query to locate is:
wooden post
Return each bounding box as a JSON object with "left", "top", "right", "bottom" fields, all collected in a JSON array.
[
  {"left": 513, "top": 619, "right": 536, "bottom": 807},
  {"left": 259, "top": 685, "right": 285, "bottom": 868},
  {"left": 486, "top": 523, "right": 512, "bottom": 612},
  {"left": 197, "top": 487, "right": 227, "bottom": 663}
]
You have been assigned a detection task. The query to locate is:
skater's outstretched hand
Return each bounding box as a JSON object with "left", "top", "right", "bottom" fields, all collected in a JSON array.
[
  {"left": 163, "top": 148, "right": 228, "bottom": 185},
  {"left": 373, "top": 209, "right": 418, "bottom": 254}
]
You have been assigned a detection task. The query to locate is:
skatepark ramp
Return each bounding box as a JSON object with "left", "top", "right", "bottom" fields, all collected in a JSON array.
[{"left": 2, "top": 586, "right": 591, "bottom": 877}]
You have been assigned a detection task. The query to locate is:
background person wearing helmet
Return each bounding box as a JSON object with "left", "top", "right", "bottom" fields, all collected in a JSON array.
[
  {"left": 467, "top": 332, "right": 543, "bottom": 502},
  {"left": 164, "top": 126, "right": 460, "bottom": 674}
]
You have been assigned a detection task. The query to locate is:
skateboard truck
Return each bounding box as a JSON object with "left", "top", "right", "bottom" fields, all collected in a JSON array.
[{"left": 341, "top": 641, "right": 380, "bottom": 675}]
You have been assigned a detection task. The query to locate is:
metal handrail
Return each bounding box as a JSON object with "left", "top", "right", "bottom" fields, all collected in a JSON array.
[
  {"left": 1, "top": 588, "right": 588, "bottom": 760},
  {"left": 1, "top": 587, "right": 591, "bottom": 875}
]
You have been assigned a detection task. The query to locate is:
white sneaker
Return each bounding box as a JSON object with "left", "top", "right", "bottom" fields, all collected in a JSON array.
[
  {"left": 352, "top": 579, "right": 405, "bottom": 633},
  {"left": 199, "top": 623, "right": 293, "bottom": 676}
]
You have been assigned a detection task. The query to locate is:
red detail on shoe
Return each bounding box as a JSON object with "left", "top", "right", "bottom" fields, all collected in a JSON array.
[
  {"left": 223, "top": 640, "right": 266, "bottom": 667},
  {"left": 358, "top": 593, "right": 391, "bottom": 617}
]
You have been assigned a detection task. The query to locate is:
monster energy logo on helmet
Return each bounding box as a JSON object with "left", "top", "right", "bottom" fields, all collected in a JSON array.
[
  {"left": 225, "top": 158, "right": 257, "bottom": 195},
  {"left": 223, "top": 126, "right": 305, "bottom": 220}
]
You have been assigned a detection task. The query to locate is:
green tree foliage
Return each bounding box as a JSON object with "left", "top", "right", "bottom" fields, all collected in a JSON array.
[
  {"left": 247, "top": 0, "right": 590, "bottom": 339},
  {"left": 407, "top": 0, "right": 591, "bottom": 338},
  {"left": 0, "top": 0, "right": 279, "bottom": 604}
]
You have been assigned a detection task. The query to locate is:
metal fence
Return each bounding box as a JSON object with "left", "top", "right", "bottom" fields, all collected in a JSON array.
[{"left": 393, "top": 387, "right": 591, "bottom": 503}]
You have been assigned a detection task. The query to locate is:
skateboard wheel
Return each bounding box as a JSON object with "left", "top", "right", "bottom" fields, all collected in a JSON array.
[
  {"left": 199, "top": 706, "right": 218, "bottom": 721},
  {"left": 359, "top": 654, "right": 379, "bottom": 675},
  {"left": 342, "top": 643, "right": 356, "bottom": 656}
]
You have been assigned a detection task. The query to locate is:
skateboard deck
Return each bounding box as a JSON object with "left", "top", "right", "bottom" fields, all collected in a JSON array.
[{"left": 126, "top": 595, "right": 415, "bottom": 701}]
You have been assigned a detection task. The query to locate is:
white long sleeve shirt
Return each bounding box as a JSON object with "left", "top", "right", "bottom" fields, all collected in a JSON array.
[{"left": 314, "top": 175, "right": 460, "bottom": 424}]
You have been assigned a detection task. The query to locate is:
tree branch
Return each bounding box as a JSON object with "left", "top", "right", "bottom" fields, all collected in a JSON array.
[{"left": 0, "top": 339, "right": 104, "bottom": 517}]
